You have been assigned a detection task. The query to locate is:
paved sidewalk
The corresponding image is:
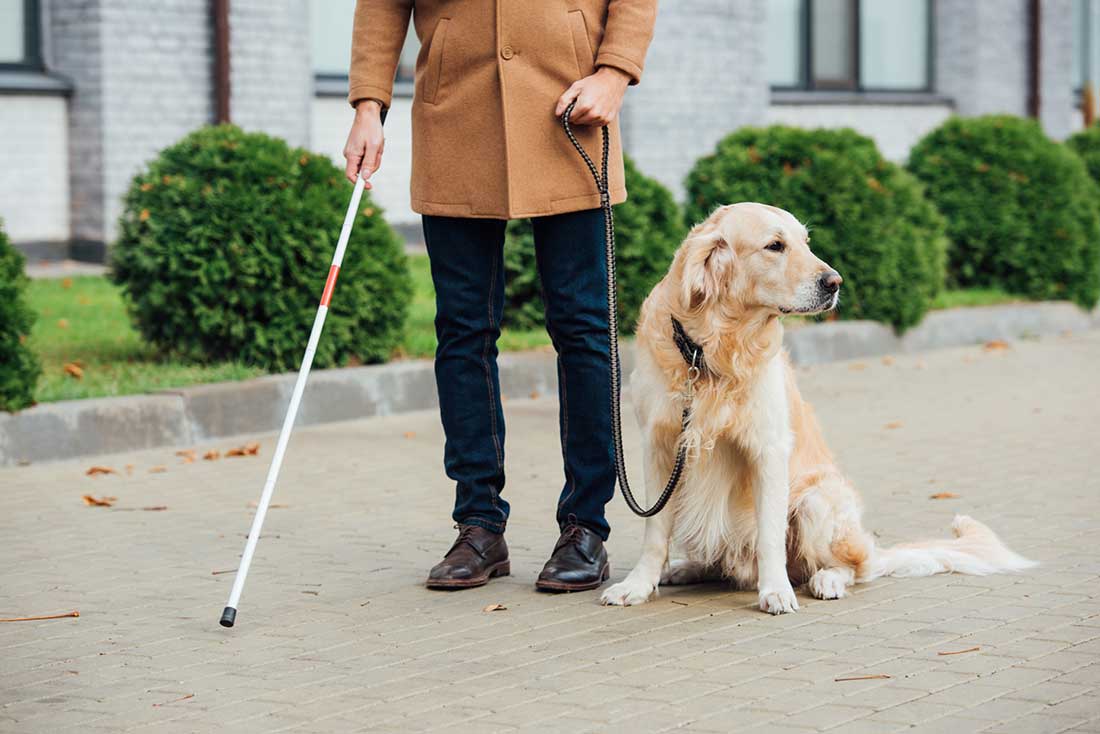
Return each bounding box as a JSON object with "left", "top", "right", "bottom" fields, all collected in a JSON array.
[{"left": 2, "top": 333, "right": 1098, "bottom": 733}]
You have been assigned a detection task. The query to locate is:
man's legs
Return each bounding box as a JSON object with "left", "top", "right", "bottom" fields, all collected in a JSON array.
[
  {"left": 532, "top": 207, "right": 616, "bottom": 546},
  {"left": 422, "top": 215, "right": 510, "bottom": 535}
]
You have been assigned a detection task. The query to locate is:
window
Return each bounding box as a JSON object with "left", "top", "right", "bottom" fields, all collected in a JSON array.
[
  {"left": 0, "top": 0, "right": 40, "bottom": 69},
  {"left": 767, "top": 0, "right": 932, "bottom": 92},
  {"left": 309, "top": 0, "right": 417, "bottom": 85},
  {"left": 1075, "top": 0, "right": 1100, "bottom": 91}
]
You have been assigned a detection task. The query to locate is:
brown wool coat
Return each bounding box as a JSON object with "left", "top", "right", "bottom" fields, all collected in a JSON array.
[{"left": 349, "top": 0, "right": 657, "bottom": 219}]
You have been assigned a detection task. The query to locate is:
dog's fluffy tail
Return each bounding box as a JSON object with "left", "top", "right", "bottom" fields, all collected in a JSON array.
[{"left": 864, "top": 515, "right": 1036, "bottom": 581}]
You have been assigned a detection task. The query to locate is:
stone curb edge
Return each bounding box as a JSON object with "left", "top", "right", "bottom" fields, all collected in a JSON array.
[{"left": 3, "top": 302, "right": 1097, "bottom": 466}]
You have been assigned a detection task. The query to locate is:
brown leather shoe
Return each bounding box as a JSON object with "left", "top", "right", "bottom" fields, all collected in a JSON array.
[
  {"left": 426, "top": 524, "right": 510, "bottom": 590},
  {"left": 535, "top": 524, "right": 609, "bottom": 593}
]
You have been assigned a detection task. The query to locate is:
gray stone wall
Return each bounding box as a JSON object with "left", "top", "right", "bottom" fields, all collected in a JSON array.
[
  {"left": 230, "top": 0, "right": 312, "bottom": 147},
  {"left": 936, "top": 0, "right": 1076, "bottom": 138},
  {"left": 621, "top": 0, "right": 768, "bottom": 209},
  {"left": 1039, "top": 0, "right": 1076, "bottom": 140},
  {"left": 49, "top": 0, "right": 213, "bottom": 248},
  {"left": 935, "top": 0, "right": 1027, "bottom": 118}
]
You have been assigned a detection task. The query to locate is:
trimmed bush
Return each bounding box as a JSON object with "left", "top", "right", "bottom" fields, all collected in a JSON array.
[
  {"left": 909, "top": 115, "right": 1100, "bottom": 308},
  {"left": 1066, "top": 124, "right": 1100, "bottom": 186},
  {"left": 503, "top": 156, "right": 685, "bottom": 333},
  {"left": 685, "top": 126, "right": 947, "bottom": 330},
  {"left": 112, "top": 125, "right": 412, "bottom": 372},
  {"left": 0, "top": 220, "right": 42, "bottom": 412}
]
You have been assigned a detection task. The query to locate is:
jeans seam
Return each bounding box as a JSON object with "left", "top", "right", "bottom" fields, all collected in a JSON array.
[{"left": 483, "top": 246, "right": 506, "bottom": 523}]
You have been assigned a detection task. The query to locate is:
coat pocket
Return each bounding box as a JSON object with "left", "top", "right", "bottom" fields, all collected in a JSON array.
[
  {"left": 420, "top": 17, "right": 450, "bottom": 105},
  {"left": 568, "top": 10, "right": 596, "bottom": 77}
]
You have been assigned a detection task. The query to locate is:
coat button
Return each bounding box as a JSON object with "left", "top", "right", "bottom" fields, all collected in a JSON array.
[{"left": 501, "top": 45, "right": 515, "bottom": 60}]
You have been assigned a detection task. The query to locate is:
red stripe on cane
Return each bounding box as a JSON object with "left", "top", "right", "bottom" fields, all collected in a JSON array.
[{"left": 320, "top": 265, "right": 340, "bottom": 307}]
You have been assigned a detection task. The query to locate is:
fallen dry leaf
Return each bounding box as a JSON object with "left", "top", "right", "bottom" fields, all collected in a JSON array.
[
  {"left": 881, "top": 356, "right": 895, "bottom": 366},
  {"left": 530, "top": 390, "right": 540, "bottom": 399},
  {"left": 835, "top": 674, "right": 891, "bottom": 682},
  {"left": 403, "top": 431, "right": 416, "bottom": 439},
  {"left": 938, "top": 646, "right": 980, "bottom": 656},
  {"left": 482, "top": 603, "right": 507, "bottom": 613},
  {"left": 142, "top": 506, "right": 168, "bottom": 512},
  {"left": 848, "top": 363, "right": 867, "bottom": 371},
  {"left": 930, "top": 492, "right": 960, "bottom": 500},
  {"left": 85, "top": 466, "right": 116, "bottom": 477},
  {"left": 148, "top": 466, "right": 167, "bottom": 474},
  {"left": 884, "top": 421, "right": 903, "bottom": 430},
  {"left": 226, "top": 442, "right": 260, "bottom": 458},
  {"left": 57, "top": 318, "right": 69, "bottom": 329},
  {"left": 152, "top": 693, "right": 194, "bottom": 708},
  {"left": 211, "top": 568, "right": 237, "bottom": 576},
  {"left": 0, "top": 610, "right": 79, "bottom": 623},
  {"left": 176, "top": 450, "right": 197, "bottom": 464},
  {"left": 983, "top": 339, "right": 1010, "bottom": 352},
  {"left": 63, "top": 362, "right": 84, "bottom": 380},
  {"left": 81, "top": 495, "right": 116, "bottom": 507},
  {"left": 61, "top": 277, "right": 73, "bottom": 289},
  {"left": 203, "top": 450, "right": 221, "bottom": 461}
]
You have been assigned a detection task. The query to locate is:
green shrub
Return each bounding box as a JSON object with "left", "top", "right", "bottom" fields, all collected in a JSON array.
[
  {"left": 909, "top": 115, "right": 1100, "bottom": 307},
  {"left": 0, "top": 220, "right": 42, "bottom": 411},
  {"left": 1067, "top": 124, "right": 1100, "bottom": 195},
  {"left": 112, "top": 125, "right": 412, "bottom": 372},
  {"left": 503, "top": 156, "right": 685, "bottom": 333},
  {"left": 685, "top": 126, "right": 947, "bottom": 330}
]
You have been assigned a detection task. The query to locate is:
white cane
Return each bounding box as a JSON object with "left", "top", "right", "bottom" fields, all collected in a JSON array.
[{"left": 220, "top": 175, "right": 367, "bottom": 628}]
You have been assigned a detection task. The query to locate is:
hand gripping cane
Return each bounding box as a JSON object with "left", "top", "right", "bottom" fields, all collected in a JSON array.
[{"left": 219, "top": 175, "right": 367, "bottom": 628}]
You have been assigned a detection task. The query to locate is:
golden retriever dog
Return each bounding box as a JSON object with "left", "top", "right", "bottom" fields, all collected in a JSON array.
[{"left": 601, "top": 203, "right": 1035, "bottom": 614}]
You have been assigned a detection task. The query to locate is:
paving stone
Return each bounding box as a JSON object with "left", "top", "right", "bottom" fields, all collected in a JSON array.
[{"left": 1, "top": 334, "right": 1098, "bottom": 732}]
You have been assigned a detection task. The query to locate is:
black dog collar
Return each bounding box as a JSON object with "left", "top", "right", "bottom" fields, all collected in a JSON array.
[{"left": 670, "top": 317, "right": 707, "bottom": 374}]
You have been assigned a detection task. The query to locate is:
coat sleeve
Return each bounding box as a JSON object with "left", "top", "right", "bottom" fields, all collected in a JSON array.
[
  {"left": 347, "top": 0, "right": 414, "bottom": 108},
  {"left": 595, "top": 0, "right": 657, "bottom": 85}
]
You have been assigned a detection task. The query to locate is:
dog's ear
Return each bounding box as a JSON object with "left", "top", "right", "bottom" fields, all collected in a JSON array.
[{"left": 681, "top": 227, "right": 735, "bottom": 310}]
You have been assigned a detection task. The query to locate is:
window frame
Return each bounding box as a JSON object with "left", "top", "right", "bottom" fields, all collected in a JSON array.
[
  {"left": 771, "top": 0, "right": 935, "bottom": 94},
  {"left": 0, "top": 0, "right": 42, "bottom": 71}
]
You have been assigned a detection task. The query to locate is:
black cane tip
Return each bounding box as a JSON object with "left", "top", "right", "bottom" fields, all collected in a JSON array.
[{"left": 220, "top": 606, "right": 236, "bottom": 628}]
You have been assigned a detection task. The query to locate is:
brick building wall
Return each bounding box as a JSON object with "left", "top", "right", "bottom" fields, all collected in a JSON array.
[
  {"left": 49, "top": 0, "right": 213, "bottom": 253},
  {"left": 229, "top": 0, "right": 312, "bottom": 148},
  {"left": 620, "top": 0, "right": 769, "bottom": 205}
]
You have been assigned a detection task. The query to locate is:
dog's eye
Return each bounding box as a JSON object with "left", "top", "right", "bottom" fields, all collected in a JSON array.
[{"left": 765, "top": 241, "right": 786, "bottom": 253}]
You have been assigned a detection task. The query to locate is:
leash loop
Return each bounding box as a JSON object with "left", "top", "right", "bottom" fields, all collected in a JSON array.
[{"left": 561, "top": 100, "right": 692, "bottom": 518}]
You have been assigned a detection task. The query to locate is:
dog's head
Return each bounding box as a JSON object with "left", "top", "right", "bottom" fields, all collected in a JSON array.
[{"left": 677, "top": 203, "right": 841, "bottom": 317}]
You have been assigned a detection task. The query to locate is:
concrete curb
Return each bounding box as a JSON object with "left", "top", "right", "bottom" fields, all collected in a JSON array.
[{"left": 2, "top": 302, "right": 1096, "bottom": 466}]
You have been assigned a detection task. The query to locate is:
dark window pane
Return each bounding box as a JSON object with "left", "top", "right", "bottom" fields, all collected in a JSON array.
[
  {"left": 812, "top": 0, "right": 856, "bottom": 89},
  {"left": 860, "top": 0, "right": 929, "bottom": 90}
]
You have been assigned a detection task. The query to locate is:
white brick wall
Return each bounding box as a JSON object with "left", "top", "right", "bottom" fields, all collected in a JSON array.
[
  {"left": 310, "top": 95, "right": 417, "bottom": 225},
  {"left": 0, "top": 96, "right": 70, "bottom": 242},
  {"left": 622, "top": 0, "right": 769, "bottom": 200},
  {"left": 230, "top": 0, "right": 312, "bottom": 147},
  {"left": 765, "top": 103, "right": 953, "bottom": 163}
]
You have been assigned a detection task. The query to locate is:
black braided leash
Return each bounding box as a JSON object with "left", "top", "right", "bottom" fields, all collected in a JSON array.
[{"left": 560, "top": 100, "right": 698, "bottom": 518}]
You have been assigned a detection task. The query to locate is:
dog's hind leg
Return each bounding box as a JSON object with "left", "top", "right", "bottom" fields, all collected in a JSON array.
[{"left": 661, "top": 557, "right": 722, "bottom": 585}]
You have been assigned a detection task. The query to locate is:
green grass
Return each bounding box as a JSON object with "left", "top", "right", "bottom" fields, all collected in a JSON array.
[
  {"left": 20, "top": 261, "right": 1026, "bottom": 405},
  {"left": 26, "top": 276, "right": 264, "bottom": 403},
  {"left": 931, "top": 287, "right": 1020, "bottom": 310}
]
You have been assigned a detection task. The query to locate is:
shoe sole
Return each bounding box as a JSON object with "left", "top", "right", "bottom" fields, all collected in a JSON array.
[
  {"left": 425, "top": 560, "right": 510, "bottom": 590},
  {"left": 534, "top": 562, "right": 610, "bottom": 593}
]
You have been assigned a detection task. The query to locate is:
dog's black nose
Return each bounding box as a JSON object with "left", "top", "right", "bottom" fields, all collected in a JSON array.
[{"left": 819, "top": 270, "right": 843, "bottom": 294}]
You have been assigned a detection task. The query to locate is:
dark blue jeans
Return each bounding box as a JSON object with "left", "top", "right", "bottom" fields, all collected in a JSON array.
[{"left": 422, "top": 208, "right": 616, "bottom": 541}]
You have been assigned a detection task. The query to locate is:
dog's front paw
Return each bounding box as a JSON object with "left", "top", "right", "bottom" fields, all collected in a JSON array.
[
  {"left": 758, "top": 582, "right": 799, "bottom": 615},
  {"left": 601, "top": 576, "right": 657, "bottom": 606}
]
